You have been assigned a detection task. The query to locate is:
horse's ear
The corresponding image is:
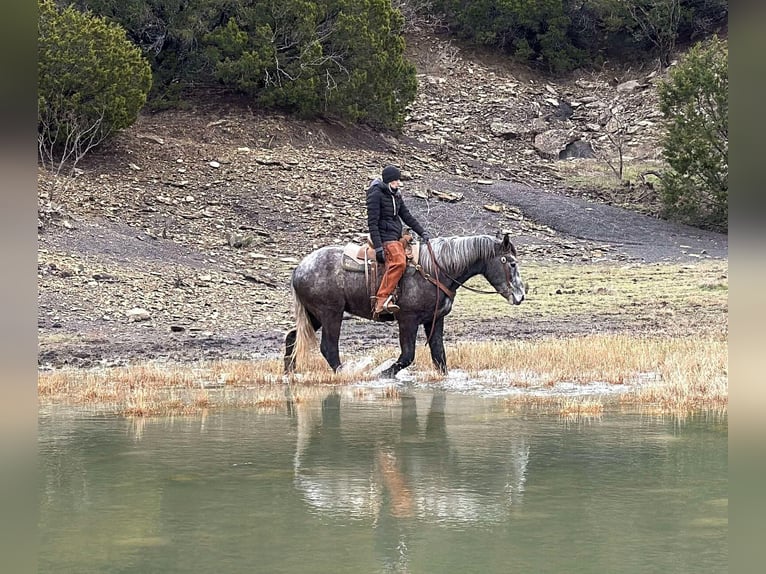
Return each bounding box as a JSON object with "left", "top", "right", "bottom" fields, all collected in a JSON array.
[{"left": 501, "top": 233, "right": 517, "bottom": 257}]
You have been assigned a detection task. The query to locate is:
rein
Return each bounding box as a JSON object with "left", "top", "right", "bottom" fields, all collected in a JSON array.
[
  {"left": 413, "top": 241, "right": 515, "bottom": 346},
  {"left": 416, "top": 244, "right": 455, "bottom": 300},
  {"left": 424, "top": 242, "right": 511, "bottom": 297}
]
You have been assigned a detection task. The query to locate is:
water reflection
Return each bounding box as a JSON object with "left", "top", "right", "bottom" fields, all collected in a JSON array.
[
  {"left": 38, "top": 387, "right": 728, "bottom": 574},
  {"left": 292, "top": 389, "right": 529, "bottom": 528}
]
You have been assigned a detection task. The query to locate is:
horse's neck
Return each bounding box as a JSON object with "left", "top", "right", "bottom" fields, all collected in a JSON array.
[
  {"left": 453, "top": 261, "right": 484, "bottom": 286},
  {"left": 429, "top": 247, "right": 485, "bottom": 287}
]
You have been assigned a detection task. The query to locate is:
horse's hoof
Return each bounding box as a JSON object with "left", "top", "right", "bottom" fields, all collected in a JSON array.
[
  {"left": 380, "top": 361, "right": 404, "bottom": 379},
  {"left": 373, "top": 358, "right": 398, "bottom": 377}
]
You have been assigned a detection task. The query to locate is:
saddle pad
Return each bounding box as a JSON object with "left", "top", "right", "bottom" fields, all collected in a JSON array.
[
  {"left": 341, "top": 253, "right": 373, "bottom": 273},
  {"left": 343, "top": 241, "right": 371, "bottom": 263}
]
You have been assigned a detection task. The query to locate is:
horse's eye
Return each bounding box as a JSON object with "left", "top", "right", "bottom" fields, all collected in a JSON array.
[{"left": 500, "top": 256, "right": 507, "bottom": 264}]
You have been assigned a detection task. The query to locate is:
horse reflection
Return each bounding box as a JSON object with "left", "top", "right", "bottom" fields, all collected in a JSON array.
[{"left": 290, "top": 389, "right": 530, "bottom": 525}]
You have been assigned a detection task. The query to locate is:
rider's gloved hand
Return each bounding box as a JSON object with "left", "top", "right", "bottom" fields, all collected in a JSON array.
[
  {"left": 375, "top": 247, "right": 386, "bottom": 264},
  {"left": 421, "top": 232, "right": 431, "bottom": 243}
]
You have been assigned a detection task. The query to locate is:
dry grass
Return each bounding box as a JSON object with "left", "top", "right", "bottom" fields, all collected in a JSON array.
[
  {"left": 502, "top": 395, "right": 606, "bottom": 425},
  {"left": 552, "top": 157, "right": 665, "bottom": 212},
  {"left": 412, "top": 334, "right": 727, "bottom": 414},
  {"left": 39, "top": 333, "right": 726, "bottom": 417},
  {"left": 38, "top": 358, "right": 376, "bottom": 416},
  {"left": 619, "top": 344, "right": 728, "bottom": 416},
  {"left": 414, "top": 334, "right": 725, "bottom": 383}
]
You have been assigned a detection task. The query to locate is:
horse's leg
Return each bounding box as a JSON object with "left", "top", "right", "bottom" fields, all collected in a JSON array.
[
  {"left": 283, "top": 328, "right": 297, "bottom": 373},
  {"left": 381, "top": 319, "right": 419, "bottom": 378},
  {"left": 285, "top": 310, "right": 321, "bottom": 374},
  {"left": 319, "top": 313, "right": 344, "bottom": 372},
  {"left": 423, "top": 316, "right": 448, "bottom": 375}
]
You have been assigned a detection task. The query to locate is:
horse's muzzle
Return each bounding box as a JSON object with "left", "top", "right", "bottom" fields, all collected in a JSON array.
[{"left": 505, "top": 290, "right": 525, "bottom": 305}]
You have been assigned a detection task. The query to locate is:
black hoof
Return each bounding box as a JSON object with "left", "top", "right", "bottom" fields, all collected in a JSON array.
[{"left": 380, "top": 361, "right": 403, "bottom": 379}]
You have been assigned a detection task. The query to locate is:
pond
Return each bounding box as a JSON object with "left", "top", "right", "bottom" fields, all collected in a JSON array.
[{"left": 39, "top": 387, "right": 727, "bottom": 573}]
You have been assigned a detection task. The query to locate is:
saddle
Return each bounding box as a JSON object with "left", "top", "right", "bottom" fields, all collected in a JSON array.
[
  {"left": 341, "top": 232, "right": 454, "bottom": 314},
  {"left": 341, "top": 234, "right": 420, "bottom": 274}
]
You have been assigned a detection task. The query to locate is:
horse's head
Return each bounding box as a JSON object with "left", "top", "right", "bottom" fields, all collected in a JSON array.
[{"left": 486, "top": 233, "right": 525, "bottom": 305}]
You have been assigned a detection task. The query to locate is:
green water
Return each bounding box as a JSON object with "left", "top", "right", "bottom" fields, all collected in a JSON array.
[{"left": 38, "top": 389, "right": 727, "bottom": 573}]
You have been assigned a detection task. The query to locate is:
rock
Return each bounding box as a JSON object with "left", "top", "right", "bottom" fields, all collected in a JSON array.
[
  {"left": 550, "top": 100, "right": 574, "bottom": 120},
  {"left": 533, "top": 129, "right": 575, "bottom": 160},
  {"left": 138, "top": 133, "right": 165, "bottom": 144},
  {"left": 126, "top": 308, "right": 151, "bottom": 322},
  {"left": 227, "top": 232, "right": 253, "bottom": 248},
  {"left": 430, "top": 190, "right": 464, "bottom": 202},
  {"left": 616, "top": 80, "right": 645, "bottom": 93},
  {"left": 489, "top": 122, "right": 527, "bottom": 139}
]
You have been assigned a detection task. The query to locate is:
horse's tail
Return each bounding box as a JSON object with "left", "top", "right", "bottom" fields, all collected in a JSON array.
[{"left": 290, "top": 285, "right": 317, "bottom": 371}]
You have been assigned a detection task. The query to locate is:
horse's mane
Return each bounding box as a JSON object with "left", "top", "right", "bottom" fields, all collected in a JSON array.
[{"left": 419, "top": 235, "right": 499, "bottom": 276}]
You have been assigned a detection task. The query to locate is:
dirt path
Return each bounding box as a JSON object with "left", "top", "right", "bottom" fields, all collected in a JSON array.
[{"left": 488, "top": 182, "right": 727, "bottom": 263}]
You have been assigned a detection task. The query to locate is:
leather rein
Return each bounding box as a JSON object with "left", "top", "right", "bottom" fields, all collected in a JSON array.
[
  {"left": 418, "top": 242, "right": 514, "bottom": 344},
  {"left": 420, "top": 242, "right": 514, "bottom": 298}
]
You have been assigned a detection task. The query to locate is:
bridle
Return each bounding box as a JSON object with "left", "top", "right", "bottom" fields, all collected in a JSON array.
[
  {"left": 419, "top": 242, "right": 517, "bottom": 343},
  {"left": 424, "top": 242, "right": 517, "bottom": 298}
]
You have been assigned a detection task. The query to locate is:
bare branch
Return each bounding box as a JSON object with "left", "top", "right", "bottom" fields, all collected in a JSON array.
[
  {"left": 593, "top": 105, "right": 628, "bottom": 181},
  {"left": 38, "top": 104, "right": 111, "bottom": 184}
]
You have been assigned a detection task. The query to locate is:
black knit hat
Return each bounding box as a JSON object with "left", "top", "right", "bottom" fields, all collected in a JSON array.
[{"left": 382, "top": 165, "right": 402, "bottom": 183}]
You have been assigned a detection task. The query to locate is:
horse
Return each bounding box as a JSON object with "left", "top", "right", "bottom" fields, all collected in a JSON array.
[{"left": 283, "top": 233, "right": 525, "bottom": 379}]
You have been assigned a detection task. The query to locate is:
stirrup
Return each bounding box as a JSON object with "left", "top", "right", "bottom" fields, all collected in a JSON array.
[
  {"left": 381, "top": 295, "right": 400, "bottom": 313},
  {"left": 383, "top": 302, "right": 400, "bottom": 313},
  {"left": 373, "top": 295, "right": 399, "bottom": 316}
]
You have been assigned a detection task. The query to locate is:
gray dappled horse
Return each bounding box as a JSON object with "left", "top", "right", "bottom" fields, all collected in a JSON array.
[{"left": 284, "top": 233, "right": 525, "bottom": 379}]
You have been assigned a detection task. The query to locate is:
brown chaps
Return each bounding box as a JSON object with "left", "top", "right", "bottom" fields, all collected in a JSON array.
[{"left": 376, "top": 240, "right": 407, "bottom": 303}]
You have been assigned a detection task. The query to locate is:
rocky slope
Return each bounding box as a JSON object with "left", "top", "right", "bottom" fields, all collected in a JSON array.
[{"left": 37, "top": 33, "right": 726, "bottom": 369}]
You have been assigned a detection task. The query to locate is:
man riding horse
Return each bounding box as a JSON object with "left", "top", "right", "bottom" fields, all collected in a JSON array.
[{"left": 366, "top": 165, "right": 431, "bottom": 316}]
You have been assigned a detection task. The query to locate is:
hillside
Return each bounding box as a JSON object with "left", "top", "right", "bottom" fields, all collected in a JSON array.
[{"left": 37, "top": 33, "right": 728, "bottom": 369}]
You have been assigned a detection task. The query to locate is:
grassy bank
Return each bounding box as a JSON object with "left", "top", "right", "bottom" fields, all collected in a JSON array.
[
  {"left": 452, "top": 260, "right": 728, "bottom": 336},
  {"left": 38, "top": 333, "right": 727, "bottom": 417}
]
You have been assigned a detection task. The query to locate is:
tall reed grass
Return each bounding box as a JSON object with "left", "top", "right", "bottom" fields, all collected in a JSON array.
[{"left": 39, "top": 334, "right": 726, "bottom": 417}]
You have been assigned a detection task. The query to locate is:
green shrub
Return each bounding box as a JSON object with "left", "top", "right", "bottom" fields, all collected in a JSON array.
[
  {"left": 657, "top": 35, "right": 727, "bottom": 231},
  {"left": 198, "top": 0, "right": 417, "bottom": 129},
  {"left": 431, "top": 0, "right": 587, "bottom": 72},
  {"left": 429, "top": 1, "right": 726, "bottom": 72},
  {"left": 72, "top": 0, "right": 417, "bottom": 130},
  {"left": 38, "top": 0, "right": 152, "bottom": 169}
]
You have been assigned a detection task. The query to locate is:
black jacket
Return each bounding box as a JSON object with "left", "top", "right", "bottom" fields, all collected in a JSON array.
[{"left": 366, "top": 179, "right": 426, "bottom": 249}]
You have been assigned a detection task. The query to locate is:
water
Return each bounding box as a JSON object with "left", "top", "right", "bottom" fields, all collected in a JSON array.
[{"left": 38, "top": 389, "right": 727, "bottom": 573}]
